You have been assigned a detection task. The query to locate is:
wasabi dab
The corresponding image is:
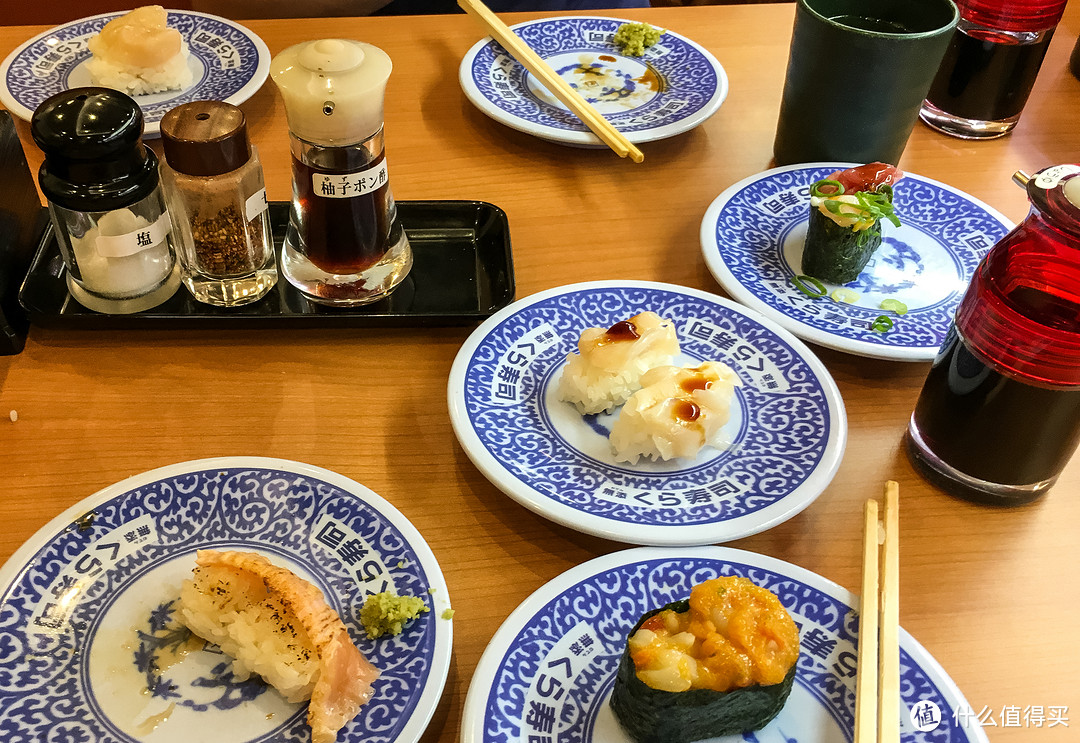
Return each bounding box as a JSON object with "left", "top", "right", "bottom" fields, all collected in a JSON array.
[
  {"left": 612, "top": 22, "right": 665, "bottom": 57},
  {"left": 360, "top": 591, "right": 430, "bottom": 638}
]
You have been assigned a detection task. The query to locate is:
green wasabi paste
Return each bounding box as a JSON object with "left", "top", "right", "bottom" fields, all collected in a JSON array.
[
  {"left": 360, "top": 591, "right": 430, "bottom": 638},
  {"left": 612, "top": 22, "right": 665, "bottom": 57}
]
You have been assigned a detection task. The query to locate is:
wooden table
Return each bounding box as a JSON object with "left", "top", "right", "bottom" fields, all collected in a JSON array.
[{"left": 2, "top": 4, "right": 1079, "bottom": 741}]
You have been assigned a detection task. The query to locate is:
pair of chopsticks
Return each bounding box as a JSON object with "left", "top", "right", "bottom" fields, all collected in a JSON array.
[
  {"left": 855, "top": 481, "right": 900, "bottom": 743},
  {"left": 457, "top": 0, "right": 645, "bottom": 163}
]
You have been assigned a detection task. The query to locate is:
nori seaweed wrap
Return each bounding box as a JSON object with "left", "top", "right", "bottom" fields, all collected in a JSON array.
[
  {"left": 801, "top": 204, "right": 885, "bottom": 284},
  {"left": 800, "top": 163, "right": 903, "bottom": 285},
  {"left": 609, "top": 578, "right": 800, "bottom": 743}
]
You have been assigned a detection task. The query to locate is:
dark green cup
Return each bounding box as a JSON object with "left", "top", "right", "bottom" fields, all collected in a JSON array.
[{"left": 773, "top": 0, "right": 959, "bottom": 166}]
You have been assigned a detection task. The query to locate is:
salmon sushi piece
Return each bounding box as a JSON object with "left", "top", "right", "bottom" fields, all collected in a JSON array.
[{"left": 178, "top": 549, "right": 378, "bottom": 743}]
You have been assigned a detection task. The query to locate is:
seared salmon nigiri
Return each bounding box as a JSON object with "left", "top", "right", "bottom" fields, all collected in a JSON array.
[{"left": 178, "top": 549, "right": 378, "bottom": 743}]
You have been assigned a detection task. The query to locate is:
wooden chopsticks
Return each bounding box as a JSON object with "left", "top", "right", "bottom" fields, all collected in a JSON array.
[
  {"left": 855, "top": 481, "right": 900, "bottom": 743},
  {"left": 458, "top": 0, "right": 645, "bottom": 163}
]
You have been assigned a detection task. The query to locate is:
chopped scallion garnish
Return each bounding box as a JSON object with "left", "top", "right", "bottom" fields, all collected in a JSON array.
[
  {"left": 792, "top": 274, "right": 827, "bottom": 298},
  {"left": 879, "top": 298, "right": 908, "bottom": 315},
  {"left": 831, "top": 288, "right": 859, "bottom": 304},
  {"left": 871, "top": 315, "right": 894, "bottom": 333}
]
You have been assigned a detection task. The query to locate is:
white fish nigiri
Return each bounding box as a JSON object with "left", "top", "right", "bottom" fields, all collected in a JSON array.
[
  {"left": 86, "top": 6, "right": 193, "bottom": 95},
  {"left": 557, "top": 311, "right": 680, "bottom": 414},
  {"left": 610, "top": 361, "right": 741, "bottom": 464},
  {"left": 178, "top": 550, "right": 378, "bottom": 743}
]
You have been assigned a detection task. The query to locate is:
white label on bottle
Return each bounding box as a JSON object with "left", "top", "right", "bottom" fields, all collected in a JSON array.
[
  {"left": 93, "top": 211, "right": 172, "bottom": 258},
  {"left": 245, "top": 188, "right": 269, "bottom": 222},
  {"left": 311, "top": 160, "right": 389, "bottom": 199},
  {"left": 1033, "top": 164, "right": 1080, "bottom": 190}
]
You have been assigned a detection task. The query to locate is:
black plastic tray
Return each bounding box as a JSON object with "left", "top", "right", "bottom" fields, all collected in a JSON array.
[{"left": 19, "top": 200, "right": 515, "bottom": 328}]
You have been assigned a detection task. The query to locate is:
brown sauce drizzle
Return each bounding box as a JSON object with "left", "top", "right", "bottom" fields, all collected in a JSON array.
[
  {"left": 672, "top": 400, "right": 701, "bottom": 422},
  {"left": 599, "top": 54, "right": 617, "bottom": 62},
  {"left": 680, "top": 376, "right": 712, "bottom": 393},
  {"left": 604, "top": 319, "right": 640, "bottom": 342},
  {"left": 635, "top": 68, "right": 662, "bottom": 93}
]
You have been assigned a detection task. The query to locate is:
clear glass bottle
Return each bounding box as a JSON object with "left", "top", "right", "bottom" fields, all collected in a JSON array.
[
  {"left": 907, "top": 164, "right": 1080, "bottom": 504},
  {"left": 270, "top": 38, "right": 411, "bottom": 306},
  {"left": 919, "top": 0, "right": 1069, "bottom": 139},
  {"left": 160, "top": 101, "right": 277, "bottom": 307},
  {"left": 31, "top": 87, "right": 180, "bottom": 314}
]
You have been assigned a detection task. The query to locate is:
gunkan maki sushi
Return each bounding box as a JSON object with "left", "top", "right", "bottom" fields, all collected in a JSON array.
[
  {"left": 609, "top": 576, "right": 800, "bottom": 743},
  {"left": 801, "top": 162, "right": 903, "bottom": 284}
]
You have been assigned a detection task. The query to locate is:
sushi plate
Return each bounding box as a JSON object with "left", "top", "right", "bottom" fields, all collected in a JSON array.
[
  {"left": 447, "top": 280, "right": 846, "bottom": 546},
  {"left": 460, "top": 546, "right": 990, "bottom": 743},
  {"left": 459, "top": 16, "right": 728, "bottom": 148},
  {"left": 0, "top": 457, "right": 452, "bottom": 743},
  {"left": 700, "top": 163, "right": 1014, "bottom": 362},
  {"left": 0, "top": 9, "right": 270, "bottom": 138}
]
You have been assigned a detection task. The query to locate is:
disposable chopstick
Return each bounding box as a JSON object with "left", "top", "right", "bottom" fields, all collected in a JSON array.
[
  {"left": 853, "top": 497, "right": 880, "bottom": 743},
  {"left": 854, "top": 481, "right": 900, "bottom": 743},
  {"left": 457, "top": 0, "right": 645, "bottom": 163},
  {"left": 878, "top": 481, "right": 900, "bottom": 743}
]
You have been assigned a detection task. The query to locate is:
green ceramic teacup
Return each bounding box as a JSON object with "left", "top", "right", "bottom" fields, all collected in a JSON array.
[{"left": 773, "top": 0, "right": 959, "bottom": 166}]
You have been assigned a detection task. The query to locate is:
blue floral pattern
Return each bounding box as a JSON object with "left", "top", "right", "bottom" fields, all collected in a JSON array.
[
  {"left": 701, "top": 165, "right": 1012, "bottom": 359},
  {"left": 452, "top": 283, "right": 845, "bottom": 544},
  {"left": 461, "top": 16, "right": 726, "bottom": 143},
  {"left": 470, "top": 549, "right": 985, "bottom": 743},
  {"left": 2, "top": 11, "right": 268, "bottom": 132},
  {"left": 0, "top": 461, "right": 448, "bottom": 743}
]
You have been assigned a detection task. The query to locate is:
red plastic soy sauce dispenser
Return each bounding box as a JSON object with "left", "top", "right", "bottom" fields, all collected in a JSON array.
[{"left": 907, "top": 164, "right": 1080, "bottom": 504}]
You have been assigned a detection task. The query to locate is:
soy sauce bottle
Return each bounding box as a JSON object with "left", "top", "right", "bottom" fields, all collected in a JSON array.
[
  {"left": 906, "top": 164, "right": 1080, "bottom": 504},
  {"left": 270, "top": 39, "right": 412, "bottom": 306}
]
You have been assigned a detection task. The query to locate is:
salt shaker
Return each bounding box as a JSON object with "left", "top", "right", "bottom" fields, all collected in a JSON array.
[
  {"left": 32, "top": 88, "right": 180, "bottom": 314},
  {"left": 270, "top": 39, "right": 412, "bottom": 306},
  {"left": 907, "top": 163, "right": 1080, "bottom": 504},
  {"left": 160, "top": 101, "right": 277, "bottom": 307}
]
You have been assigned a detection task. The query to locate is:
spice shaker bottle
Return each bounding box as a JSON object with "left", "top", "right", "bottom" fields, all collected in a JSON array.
[
  {"left": 906, "top": 164, "right": 1080, "bottom": 504},
  {"left": 919, "top": 0, "right": 1068, "bottom": 139},
  {"left": 160, "top": 101, "right": 277, "bottom": 307},
  {"left": 270, "top": 39, "right": 412, "bottom": 306},
  {"left": 31, "top": 87, "right": 180, "bottom": 314}
]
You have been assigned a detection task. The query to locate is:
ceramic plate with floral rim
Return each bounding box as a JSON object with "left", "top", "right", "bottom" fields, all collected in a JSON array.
[
  {"left": 447, "top": 281, "right": 846, "bottom": 546},
  {"left": 0, "top": 457, "right": 452, "bottom": 743},
  {"left": 461, "top": 546, "right": 990, "bottom": 743},
  {"left": 458, "top": 16, "right": 728, "bottom": 147},
  {"left": 700, "top": 163, "right": 1014, "bottom": 362},
  {"left": 0, "top": 10, "right": 270, "bottom": 138}
]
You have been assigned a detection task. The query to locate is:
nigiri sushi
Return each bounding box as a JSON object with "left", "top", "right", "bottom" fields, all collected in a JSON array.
[
  {"left": 86, "top": 6, "right": 194, "bottom": 95},
  {"left": 609, "top": 361, "right": 740, "bottom": 464},
  {"left": 557, "top": 312, "right": 680, "bottom": 414},
  {"left": 609, "top": 576, "right": 800, "bottom": 743},
  {"left": 178, "top": 549, "right": 378, "bottom": 743},
  {"left": 802, "top": 162, "right": 903, "bottom": 284}
]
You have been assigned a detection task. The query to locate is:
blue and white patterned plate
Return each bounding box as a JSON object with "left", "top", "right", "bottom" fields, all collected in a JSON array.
[
  {"left": 700, "top": 164, "right": 1014, "bottom": 362},
  {"left": 459, "top": 16, "right": 728, "bottom": 147},
  {"left": 447, "top": 281, "right": 846, "bottom": 546},
  {"left": 0, "top": 10, "right": 270, "bottom": 137},
  {"left": 0, "top": 457, "right": 452, "bottom": 743},
  {"left": 461, "top": 547, "right": 989, "bottom": 743}
]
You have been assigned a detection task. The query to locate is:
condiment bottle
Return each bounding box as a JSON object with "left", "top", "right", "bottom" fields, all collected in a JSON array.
[
  {"left": 920, "top": 0, "right": 1068, "bottom": 139},
  {"left": 906, "top": 164, "right": 1080, "bottom": 504},
  {"left": 160, "top": 101, "right": 277, "bottom": 307},
  {"left": 31, "top": 87, "right": 180, "bottom": 314},
  {"left": 270, "top": 39, "right": 412, "bottom": 306}
]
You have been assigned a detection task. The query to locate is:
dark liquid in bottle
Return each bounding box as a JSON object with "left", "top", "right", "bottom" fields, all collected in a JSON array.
[
  {"left": 292, "top": 153, "right": 391, "bottom": 274},
  {"left": 910, "top": 327, "right": 1080, "bottom": 501},
  {"left": 925, "top": 26, "right": 1055, "bottom": 121}
]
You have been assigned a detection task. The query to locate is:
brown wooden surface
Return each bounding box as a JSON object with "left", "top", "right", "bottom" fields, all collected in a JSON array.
[{"left": 2, "top": 5, "right": 1080, "bottom": 741}]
